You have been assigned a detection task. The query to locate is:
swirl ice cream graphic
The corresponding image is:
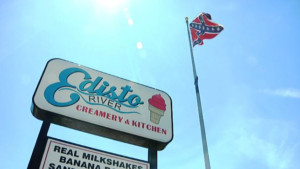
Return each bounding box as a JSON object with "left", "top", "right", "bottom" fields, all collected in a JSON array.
[{"left": 148, "top": 94, "right": 166, "bottom": 124}]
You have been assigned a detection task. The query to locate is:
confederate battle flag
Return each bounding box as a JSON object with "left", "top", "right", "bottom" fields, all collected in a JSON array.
[{"left": 190, "top": 13, "right": 224, "bottom": 46}]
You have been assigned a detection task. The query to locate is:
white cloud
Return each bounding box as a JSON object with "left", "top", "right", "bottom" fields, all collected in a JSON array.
[
  {"left": 212, "top": 114, "right": 299, "bottom": 169},
  {"left": 263, "top": 88, "right": 300, "bottom": 98},
  {"left": 208, "top": 99, "right": 300, "bottom": 169}
]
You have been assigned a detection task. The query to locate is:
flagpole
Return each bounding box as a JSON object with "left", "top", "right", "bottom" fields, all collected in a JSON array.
[{"left": 185, "top": 17, "right": 211, "bottom": 169}]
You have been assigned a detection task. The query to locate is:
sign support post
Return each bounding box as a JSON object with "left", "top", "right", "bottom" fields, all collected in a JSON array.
[
  {"left": 28, "top": 121, "right": 50, "bottom": 169},
  {"left": 148, "top": 143, "right": 158, "bottom": 169}
]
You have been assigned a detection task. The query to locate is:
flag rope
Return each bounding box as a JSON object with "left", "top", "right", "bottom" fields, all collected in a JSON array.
[{"left": 185, "top": 17, "right": 211, "bottom": 169}]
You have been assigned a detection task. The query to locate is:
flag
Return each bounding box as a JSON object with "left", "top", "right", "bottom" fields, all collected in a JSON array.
[{"left": 190, "top": 13, "right": 224, "bottom": 46}]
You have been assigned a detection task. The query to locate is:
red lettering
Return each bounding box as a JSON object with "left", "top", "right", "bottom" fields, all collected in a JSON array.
[
  {"left": 76, "top": 105, "right": 82, "bottom": 111},
  {"left": 146, "top": 124, "right": 151, "bottom": 130},
  {"left": 75, "top": 105, "right": 126, "bottom": 126},
  {"left": 111, "top": 114, "right": 117, "bottom": 121},
  {"left": 99, "top": 111, "right": 106, "bottom": 117},
  {"left": 141, "top": 122, "right": 145, "bottom": 128},
  {"left": 94, "top": 110, "right": 99, "bottom": 116},
  {"left": 89, "top": 108, "right": 93, "bottom": 114},
  {"left": 162, "top": 129, "right": 167, "bottom": 135},
  {"left": 132, "top": 120, "right": 138, "bottom": 127},
  {"left": 152, "top": 125, "right": 157, "bottom": 132},
  {"left": 82, "top": 106, "right": 88, "bottom": 113},
  {"left": 106, "top": 112, "right": 111, "bottom": 119}
]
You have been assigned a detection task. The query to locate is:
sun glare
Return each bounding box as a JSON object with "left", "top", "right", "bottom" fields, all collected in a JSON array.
[
  {"left": 128, "top": 18, "right": 133, "bottom": 26},
  {"left": 95, "top": 0, "right": 126, "bottom": 13},
  {"left": 137, "top": 42, "right": 143, "bottom": 49}
]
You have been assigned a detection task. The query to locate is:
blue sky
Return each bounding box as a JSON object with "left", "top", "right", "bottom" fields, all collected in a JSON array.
[{"left": 1, "top": 0, "right": 300, "bottom": 169}]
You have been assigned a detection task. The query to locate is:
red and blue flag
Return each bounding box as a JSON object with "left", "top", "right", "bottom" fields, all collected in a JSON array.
[{"left": 190, "top": 13, "right": 224, "bottom": 46}]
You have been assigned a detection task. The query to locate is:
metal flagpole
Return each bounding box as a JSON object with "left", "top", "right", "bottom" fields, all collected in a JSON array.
[{"left": 185, "top": 17, "right": 211, "bottom": 169}]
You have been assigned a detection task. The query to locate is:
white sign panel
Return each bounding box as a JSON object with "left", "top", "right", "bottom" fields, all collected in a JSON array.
[
  {"left": 40, "top": 138, "right": 149, "bottom": 169},
  {"left": 32, "top": 59, "right": 173, "bottom": 150}
]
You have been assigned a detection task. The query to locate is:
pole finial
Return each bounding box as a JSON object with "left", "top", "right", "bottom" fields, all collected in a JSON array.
[{"left": 185, "top": 17, "right": 189, "bottom": 22}]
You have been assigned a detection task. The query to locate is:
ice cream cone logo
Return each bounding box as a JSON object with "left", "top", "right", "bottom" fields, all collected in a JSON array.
[{"left": 148, "top": 94, "right": 166, "bottom": 124}]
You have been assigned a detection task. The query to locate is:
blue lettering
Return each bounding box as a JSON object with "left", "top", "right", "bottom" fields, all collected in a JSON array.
[
  {"left": 118, "top": 85, "right": 133, "bottom": 102},
  {"left": 44, "top": 68, "right": 91, "bottom": 107},
  {"left": 127, "top": 94, "right": 143, "bottom": 106},
  {"left": 79, "top": 77, "right": 102, "bottom": 93},
  {"left": 95, "top": 81, "right": 109, "bottom": 95},
  {"left": 44, "top": 67, "right": 144, "bottom": 108},
  {"left": 102, "top": 86, "right": 118, "bottom": 100}
]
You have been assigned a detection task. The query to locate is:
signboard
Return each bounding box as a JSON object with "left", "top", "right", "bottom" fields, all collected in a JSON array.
[
  {"left": 40, "top": 138, "right": 150, "bottom": 169},
  {"left": 32, "top": 58, "right": 173, "bottom": 150}
]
